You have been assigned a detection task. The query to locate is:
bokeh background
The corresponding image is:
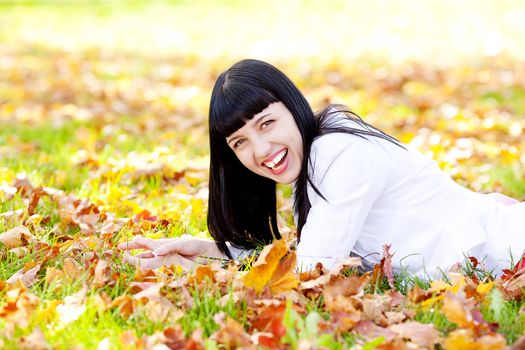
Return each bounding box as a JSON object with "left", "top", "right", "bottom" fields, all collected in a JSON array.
[
  {"left": 2, "top": 0, "right": 525, "bottom": 228},
  {"left": 2, "top": 1, "right": 525, "bottom": 348}
]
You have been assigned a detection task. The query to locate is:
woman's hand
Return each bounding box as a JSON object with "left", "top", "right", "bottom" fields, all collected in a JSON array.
[
  {"left": 117, "top": 235, "right": 225, "bottom": 270},
  {"left": 152, "top": 235, "right": 225, "bottom": 262}
]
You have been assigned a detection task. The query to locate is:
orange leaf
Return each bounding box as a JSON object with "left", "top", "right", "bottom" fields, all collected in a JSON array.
[
  {"left": 269, "top": 250, "right": 299, "bottom": 294},
  {"left": 242, "top": 239, "right": 295, "bottom": 293},
  {"left": 188, "top": 265, "right": 216, "bottom": 285}
]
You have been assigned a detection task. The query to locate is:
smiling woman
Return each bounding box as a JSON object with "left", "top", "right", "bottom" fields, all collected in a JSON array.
[
  {"left": 225, "top": 102, "right": 303, "bottom": 184},
  {"left": 119, "top": 59, "right": 525, "bottom": 279}
]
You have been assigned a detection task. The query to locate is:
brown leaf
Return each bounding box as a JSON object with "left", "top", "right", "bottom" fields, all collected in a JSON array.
[
  {"left": 19, "top": 326, "right": 50, "bottom": 350},
  {"left": 389, "top": 321, "right": 440, "bottom": 348},
  {"left": 249, "top": 303, "right": 287, "bottom": 348},
  {"left": 6, "top": 264, "right": 41, "bottom": 287},
  {"left": 28, "top": 186, "right": 46, "bottom": 215},
  {"left": 0, "top": 225, "right": 35, "bottom": 248},
  {"left": 110, "top": 295, "right": 134, "bottom": 318},
  {"left": 354, "top": 320, "right": 396, "bottom": 342},
  {"left": 382, "top": 244, "right": 395, "bottom": 289},
  {"left": 93, "top": 259, "right": 111, "bottom": 287},
  {"left": 211, "top": 313, "right": 252, "bottom": 349}
]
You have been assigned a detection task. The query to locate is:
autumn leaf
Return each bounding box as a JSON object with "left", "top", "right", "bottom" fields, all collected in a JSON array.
[
  {"left": 242, "top": 239, "right": 299, "bottom": 293},
  {"left": 389, "top": 321, "right": 441, "bottom": 348},
  {"left": 0, "top": 225, "right": 36, "bottom": 249},
  {"left": 6, "top": 263, "right": 41, "bottom": 287}
]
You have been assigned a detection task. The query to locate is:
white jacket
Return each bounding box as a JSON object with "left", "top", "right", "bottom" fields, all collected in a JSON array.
[{"left": 295, "top": 116, "right": 524, "bottom": 279}]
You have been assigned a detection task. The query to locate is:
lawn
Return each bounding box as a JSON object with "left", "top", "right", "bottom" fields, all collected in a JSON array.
[{"left": 1, "top": 1, "right": 525, "bottom": 349}]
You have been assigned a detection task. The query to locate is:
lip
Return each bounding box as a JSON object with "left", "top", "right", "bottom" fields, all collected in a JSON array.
[
  {"left": 262, "top": 148, "right": 289, "bottom": 176},
  {"left": 262, "top": 148, "right": 287, "bottom": 167}
]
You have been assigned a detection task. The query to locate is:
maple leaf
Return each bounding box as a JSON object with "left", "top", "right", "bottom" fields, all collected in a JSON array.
[{"left": 242, "top": 239, "right": 299, "bottom": 294}]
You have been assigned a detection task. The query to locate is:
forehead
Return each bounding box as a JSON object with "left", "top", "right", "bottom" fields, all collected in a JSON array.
[{"left": 226, "top": 103, "right": 282, "bottom": 139}]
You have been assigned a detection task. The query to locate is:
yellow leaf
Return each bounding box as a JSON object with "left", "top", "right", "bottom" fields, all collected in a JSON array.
[
  {"left": 444, "top": 329, "right": 478, "bottom": 350},
  {"left": 429, "top": 280, "right": 451, "bottom": 293},
  {"left": 242, "top": 240, "right": 298, "bottom": 293},
  {"left": 476, "top": 281, "right": 494, "bottom": 296}
]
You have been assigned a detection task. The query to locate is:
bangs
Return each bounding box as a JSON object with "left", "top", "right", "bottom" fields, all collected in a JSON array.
[{"left": 210, "top": 82, "right": 279, "bottom": 137}]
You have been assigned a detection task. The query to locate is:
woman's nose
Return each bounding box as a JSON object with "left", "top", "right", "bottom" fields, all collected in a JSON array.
[{"left": 252, "top": 138, "right": 272, "bottom": 159}]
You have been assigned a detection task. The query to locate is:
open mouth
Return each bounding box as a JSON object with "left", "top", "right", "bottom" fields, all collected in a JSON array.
[{"left": 263, "top": 149, "right": 288, "bottom": 171}]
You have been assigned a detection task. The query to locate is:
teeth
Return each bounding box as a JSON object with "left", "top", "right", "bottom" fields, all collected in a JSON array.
[{"left": 265, "top": 149, "right": 287, "bottom": 169}]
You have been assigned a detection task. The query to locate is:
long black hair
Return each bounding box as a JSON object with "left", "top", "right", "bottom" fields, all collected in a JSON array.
[{"left": 208, "top": 59, "right": 401, "bottom": 258}]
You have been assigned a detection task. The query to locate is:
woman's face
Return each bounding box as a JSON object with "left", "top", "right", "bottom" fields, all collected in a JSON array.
[{"left": 226, "top": 102, "right": 304, "bottom": 184}]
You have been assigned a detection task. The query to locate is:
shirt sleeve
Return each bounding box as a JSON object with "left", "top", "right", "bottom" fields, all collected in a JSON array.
[{"left": 296, "top": 137, "right": 387, "bottom": 271}]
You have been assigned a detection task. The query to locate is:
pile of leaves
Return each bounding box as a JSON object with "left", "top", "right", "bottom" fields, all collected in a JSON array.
[{"left": 2, "top": 180, "right": 525, "bottom": 349}]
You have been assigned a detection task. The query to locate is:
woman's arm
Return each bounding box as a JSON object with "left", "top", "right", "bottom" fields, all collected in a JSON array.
[{"left": 296, "top": 136, "right": 387, "bottom": 271}]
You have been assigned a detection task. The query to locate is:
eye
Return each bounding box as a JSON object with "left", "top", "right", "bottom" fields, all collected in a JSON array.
[
  {"left": 261, "top": 120, "right": 274, "bottom": 129},
  {"left": 233, "top": 138, "right": 246, "bottom": 149}
]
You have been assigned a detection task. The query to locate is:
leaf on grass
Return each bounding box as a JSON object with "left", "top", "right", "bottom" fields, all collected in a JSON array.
[
  {"left": 249, "top": 303, "right": 287, "bottom": 347},
  {"left": 441, "top": 291, "right": 474, "bottom": 328},
  {"left": 18, "top": 326, "right": 50, "bottom": 350},
  {"left": 0, "top": 225, "right": 36, "bottom": 248},
  {"left": 6, "top": 263, "right": 41, "bottom": 287},
  {"left": 93, "top": 259, "right": 111, "bottom": 287},
  {"left": 382, "top": 244, "right": 395, "bottom": 289},
  {"left": 444, "top": 329, "right": 506, "bottom": 350},
  {"left": 0, "top": 286, "right": 40, "bottom": 332},
  {"left": 389, "top": 321, "right": 441, "bottom": 348},
  {"left": 187, "top": 265, "right": 216, "bottom": 285},
  {"left": 323, "top": 275, "right": 365, "bottom": 314},
  {"left": 211, "top": 313, "right": 252, "bottom": 349},
  {"left": 56, "top": 286, "right": 87, "bottom": 326},
  {"left": 243, "top": 239, "right": 298, "bottom": 293},
  {"left": 353, "top": 320, "right": 396, "bottom": 342}
]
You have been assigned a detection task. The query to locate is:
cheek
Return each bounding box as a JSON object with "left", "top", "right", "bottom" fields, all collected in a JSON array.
[{"left": 235, "top": 150, "right": 254, "bottom": 169}]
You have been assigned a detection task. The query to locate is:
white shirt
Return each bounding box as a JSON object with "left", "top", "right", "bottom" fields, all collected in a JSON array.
[{"left": 295, "top": 116, "right": 525, "bottom": 278}]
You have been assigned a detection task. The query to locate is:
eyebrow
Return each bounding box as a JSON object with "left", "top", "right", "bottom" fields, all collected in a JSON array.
[{"left": 227, "top": 112, "right": 272, "bottom": 144}]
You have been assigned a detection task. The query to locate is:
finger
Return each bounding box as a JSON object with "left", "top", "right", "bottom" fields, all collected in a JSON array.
[
  {"left": 153, "top": 240, "right": 198, "bottom": 256},
  {"left": 123, "top": 251, "right": 157, "bottom": 270},
  {"left": 117, "top": 236, "right": 145, "bottom": 250},
  {"left": 136, "top": 252, "right": 155, "bottom": 258},
  {"left": 118, "top": 236, "right": 156, "bottom": 251}
]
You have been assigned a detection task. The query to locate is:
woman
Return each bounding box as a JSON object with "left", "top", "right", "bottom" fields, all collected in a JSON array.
[{"left": 119, "top": 59, "right": 524, "bottom": 279}]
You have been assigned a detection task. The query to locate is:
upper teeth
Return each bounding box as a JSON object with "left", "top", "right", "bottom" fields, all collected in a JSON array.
[{"left": 265, "top": 149, "right": 287, "bottom": 168}]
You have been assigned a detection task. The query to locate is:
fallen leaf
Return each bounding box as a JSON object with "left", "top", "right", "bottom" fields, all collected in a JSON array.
[
  {"left": 0, "top": 225, "right": 35, "bottom": 248},
  {"left": 389, "top": 321, "right": 440, "bottom": 348},
  {"left": 6, "top": 264, "right": 41, "bottom": 287},
  {"left": 56, "top": 286, "right": 87, "bottom": 326},
  {"left": 382, "top": 244, "right": 395, "bottom": 289},
  {"left": 243, "top": 239, "right": 298, "bottom": 293},
  {"left": 19, "top": 326, "right": 50, "bottom": 350}
]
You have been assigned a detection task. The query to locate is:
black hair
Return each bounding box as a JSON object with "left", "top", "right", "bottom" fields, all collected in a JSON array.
[{"left": 208, "top": 59, "right": 401, "bottom": 258}]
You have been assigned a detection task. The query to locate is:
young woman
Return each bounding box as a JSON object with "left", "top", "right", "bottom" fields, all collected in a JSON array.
[{"left": 119, "top": 59, "right": 524, "bottom": 279}]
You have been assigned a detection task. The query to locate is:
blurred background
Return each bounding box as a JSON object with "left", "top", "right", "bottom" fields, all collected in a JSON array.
[{"left": 1, "top": 0, "right": 525, "bottom": 223}]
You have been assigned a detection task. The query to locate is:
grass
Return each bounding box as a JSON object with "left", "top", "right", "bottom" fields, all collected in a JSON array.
[{"left": 2, "top": 1, "right": 525, "bottom": 348}]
